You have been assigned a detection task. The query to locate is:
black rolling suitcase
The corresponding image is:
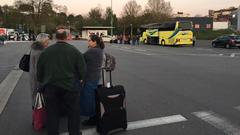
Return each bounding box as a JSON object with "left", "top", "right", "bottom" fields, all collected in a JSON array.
[{"left": 96, "top": 69, "right": 127, "bottom": 135}]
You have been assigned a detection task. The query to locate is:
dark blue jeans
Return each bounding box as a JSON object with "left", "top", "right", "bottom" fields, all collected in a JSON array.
[{"left": 80, "top": 80, "right": 99, "bottom": 117}]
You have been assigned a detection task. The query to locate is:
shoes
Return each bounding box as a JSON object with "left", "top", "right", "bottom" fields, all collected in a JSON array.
[{"left": 82, "top": 116, "right": 97, "bottom": 126}]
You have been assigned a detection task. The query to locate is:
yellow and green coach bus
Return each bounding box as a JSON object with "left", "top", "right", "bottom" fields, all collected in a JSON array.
[{"left": 141, "top": 21, "right": 194, "bottom": 46}]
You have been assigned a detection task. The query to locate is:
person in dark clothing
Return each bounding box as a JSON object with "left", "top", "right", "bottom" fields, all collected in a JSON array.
[
  {"left": 0, "top": 35, "right": 6, "bottom": 45},
  {"left": 136, "top": 34, "right": 140, "bottom": 45},
  {"left": 80, "top": 34, "right": 104, "bottom": 126},
  {"left": 37, "top": 27, "right": 86, "bottom": 135}
]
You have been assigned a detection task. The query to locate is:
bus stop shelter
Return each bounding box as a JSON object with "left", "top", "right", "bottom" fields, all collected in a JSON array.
[{"left": 81, "top": 26, "right": 114, "bottom": 39}]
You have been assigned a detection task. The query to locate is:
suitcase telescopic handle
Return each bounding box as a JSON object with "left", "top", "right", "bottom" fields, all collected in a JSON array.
[
  {"left": 101, "top": 67, "right": 113, "bottom": 87},
  {"left": 101, "top": 68, "right": 105, "bottom": 87}
]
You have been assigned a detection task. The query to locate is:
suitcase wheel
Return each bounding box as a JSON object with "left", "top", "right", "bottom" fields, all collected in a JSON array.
[{"left": 123, "top": 124, "right": 127, "bottom": 130}]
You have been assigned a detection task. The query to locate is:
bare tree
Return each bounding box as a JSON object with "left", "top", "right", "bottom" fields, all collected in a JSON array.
[
  {"left": 122, "top": 0, "right": 142, "bottom": 17},
  {"left": 86, "top": 7, "right": 104, "bottom": 26},
  {"left": 145, "top": 0, "right": 172, "bottom": 16},
  {"left": 14, "top": 0, "right": 54, "bottom": 33},
  {"left": 143, "top": 0, "right": 173, "bottom": 23},
  {"left": 53, "top": 4, "right": 67, "bottom": 13}
]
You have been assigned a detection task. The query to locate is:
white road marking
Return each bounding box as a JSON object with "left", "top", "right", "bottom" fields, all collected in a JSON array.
[
  {"left": 5, "top": 41, "right": 32, "bottom": 43},
  {"left": 0, "top": 65, "right": 18, "bottom": 70},
  {"left": 121, "top": 46, "right": 131, "bottom": 49},
  {"left": 127, "top": 114, "right": 187, "bottom": 130},
  {"left": 193, "top": 111, "right": 240, "bottom": 135},
  {"left": 195, "top": 48, "right": 214, "bottom": 51},
  {"left": 234, "top": 106, "right": 240, "bottom": 111},
  {"left": 112, "top": 47, "right": 156, "bottom": 56},
  {"left": 0, "top": 67, "right": 23, "bottom": 115},
  {"left": 134, "top": 49, "right": 147, "bottom": 52},
  {"left": 110, "top": 45, "right": 237, "bottom": 58},
  {"left": 230, "top": 53, "right": 235, "bottom": 58},
  {"left": 60, "top": 115, "right": 187, "bottom": 135}
]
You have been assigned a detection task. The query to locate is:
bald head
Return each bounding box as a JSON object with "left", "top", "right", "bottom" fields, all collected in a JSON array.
[{"left": 56, "top": 28, "right": 67, "bottom": 40}]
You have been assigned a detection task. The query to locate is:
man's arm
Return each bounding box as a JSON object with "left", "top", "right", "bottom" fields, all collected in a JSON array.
[{"left": 76, "top": 51, "right": 86, "bottom": 81}]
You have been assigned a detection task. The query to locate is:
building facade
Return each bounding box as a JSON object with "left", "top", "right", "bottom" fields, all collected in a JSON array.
[
  {"left": 174, "top": 17, "right": 213, "bottom": 31},
  {"left": 209, "top": 7, "right": 237, "bottom": 21},
  {"left": 230, "top": 6, "right": 240, "bottom": 31},
  {"left": 81, "top": 26, "right": 113, "bottom": 39}
]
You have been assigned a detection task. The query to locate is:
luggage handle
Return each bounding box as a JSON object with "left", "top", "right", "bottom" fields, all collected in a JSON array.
[
  {"left": 101, "top": 67, "right": 113, "bottom": 87},
  {"left": 107, "top": 94, "right": 120, "bottom": 98}
]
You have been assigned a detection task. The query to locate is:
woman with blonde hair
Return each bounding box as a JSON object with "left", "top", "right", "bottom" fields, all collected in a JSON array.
[{"left": 29, "top": 33, "right": 49, "bottom": 107}]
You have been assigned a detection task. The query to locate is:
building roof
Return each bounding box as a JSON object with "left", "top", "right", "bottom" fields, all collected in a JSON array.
[
  {"left": 214, "top": 7, "right": 237, "bottom": 13},
  {"left": 82, "top": 26, "right": 114, "bottom": 29}
]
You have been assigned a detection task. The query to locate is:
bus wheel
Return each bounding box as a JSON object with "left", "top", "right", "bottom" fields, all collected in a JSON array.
[{"left": 161, "top": 40, "right": 165, "bottom": 46}]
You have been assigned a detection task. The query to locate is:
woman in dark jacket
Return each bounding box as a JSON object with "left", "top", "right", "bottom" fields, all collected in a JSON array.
[{"left": 80, "top": 34, "right": 104, "bottom": 125}]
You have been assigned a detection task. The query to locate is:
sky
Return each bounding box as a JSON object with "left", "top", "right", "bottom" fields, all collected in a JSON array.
[{"left": 0, "top": 0, "right": 239, "bottom": 17}]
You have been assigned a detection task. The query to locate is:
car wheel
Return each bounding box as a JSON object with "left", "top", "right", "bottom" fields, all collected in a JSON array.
[
  {"left": 226, "top": 44, "right": 231, "bottom": 49},
  {"left": 212, "top": 43, "right": 216, "bottom": 48}
]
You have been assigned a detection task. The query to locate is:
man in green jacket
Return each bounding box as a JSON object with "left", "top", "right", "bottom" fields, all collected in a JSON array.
[{"left": 37, "top": 27, "right": 86, "bottom": 135}]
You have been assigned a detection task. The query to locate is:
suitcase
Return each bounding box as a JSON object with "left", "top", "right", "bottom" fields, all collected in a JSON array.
[{"left": 96, "top": 69, "right": 127, "bottom": 135}]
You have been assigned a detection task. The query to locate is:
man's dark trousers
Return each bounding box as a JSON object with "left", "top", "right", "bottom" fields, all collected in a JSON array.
[{"left": 44, "top": 85, "right": 80, "bottom": 135}]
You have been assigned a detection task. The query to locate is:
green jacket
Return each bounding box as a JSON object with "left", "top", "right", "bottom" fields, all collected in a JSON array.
[{"left": 37, "top": 41, "right": 86, "bottom": 91}]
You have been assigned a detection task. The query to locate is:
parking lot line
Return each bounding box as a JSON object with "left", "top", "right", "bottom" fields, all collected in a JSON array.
[
  {"left": 111, "top": 46, "right": 156, "bottom": 56},
  {"left": 134, "top": 49, "right": 147, "bottom": 52},
  {"left": 0, "top": 67, "right": 23, "bottom": 115},
  {"left": 60, "top": 115, "right": 187, "bottom": 135},
  {"left": 234, "top": 106, "right": 240, "bottom": 111},
  {"left": 5, "top": 41, "right": 32, "bottom": 43},
  {"left": 230, "top": 53, "right": 235, "bottom": 57},
  {"left": 192, "top": 111, "right": 240, "bottom": 135}
]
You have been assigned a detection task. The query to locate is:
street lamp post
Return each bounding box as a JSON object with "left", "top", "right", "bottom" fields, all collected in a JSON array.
[
  {"left": 111, "top": 0, "right": 113, "bottom": 36},
  {"left": 130, "top": 24, "right": 133, "bottom": 44},
  {"left": 67, "top": 21, "right": 70, "bottom": 32}
]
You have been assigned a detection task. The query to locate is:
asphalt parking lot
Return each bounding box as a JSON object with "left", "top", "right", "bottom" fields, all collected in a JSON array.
[{"left": 0, "top": 40, "right": 239, "bottom": 135}]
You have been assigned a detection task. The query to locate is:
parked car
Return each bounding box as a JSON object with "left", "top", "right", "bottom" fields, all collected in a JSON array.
[
  {"left": 101, "top": 35, "right": 112, "bottom": 42},
  {"left": 110, "top": 36, "right": 117, "bottom": 43},
  {"left": 212, "top": 35, "right": 240, "bottom": 49}
]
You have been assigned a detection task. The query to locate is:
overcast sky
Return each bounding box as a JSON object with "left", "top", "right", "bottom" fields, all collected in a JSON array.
[{"left": 0, "top": 0, "right": 239, "bottom": 16}]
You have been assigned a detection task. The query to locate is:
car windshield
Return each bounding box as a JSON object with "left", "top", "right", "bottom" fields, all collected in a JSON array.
[{"left": 230, "top": 36, "right": 240, "bottom": 40}]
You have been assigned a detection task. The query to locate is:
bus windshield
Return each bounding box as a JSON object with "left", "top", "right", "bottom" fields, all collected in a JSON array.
[
  {"left": 158, "top": 22, "right": 176, "bottom": 31},
  {"left": 178, "top": 21, "right": 192, "bottom": 30}
]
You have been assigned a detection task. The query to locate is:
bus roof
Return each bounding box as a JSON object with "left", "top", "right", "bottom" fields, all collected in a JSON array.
[{"left": 142, "top": 21, "right": 192, "bottom": 29}]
